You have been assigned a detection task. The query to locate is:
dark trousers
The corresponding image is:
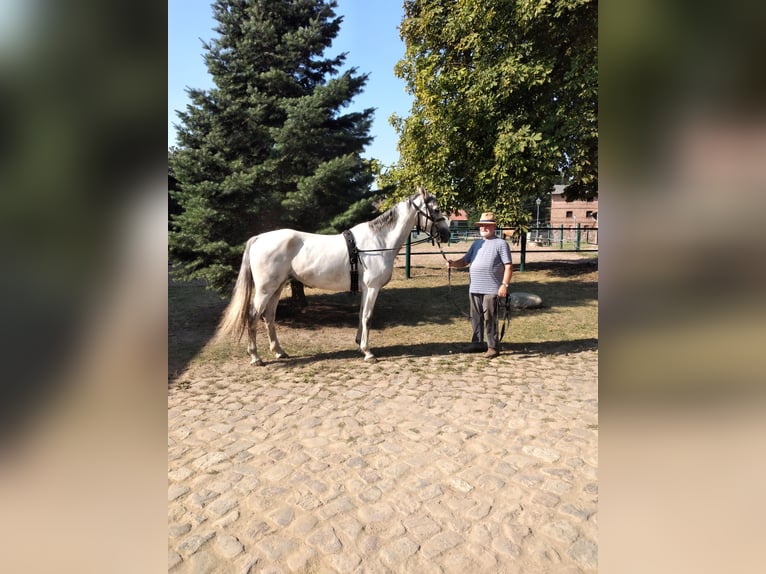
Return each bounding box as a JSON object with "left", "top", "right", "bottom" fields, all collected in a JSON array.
[{"left": 469, "top": 293, "right": 499, "bottom": 350}]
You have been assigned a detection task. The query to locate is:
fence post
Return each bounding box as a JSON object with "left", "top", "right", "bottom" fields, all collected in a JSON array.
[
  {"left": 559, "top": 225, "right": 564, "bottom": 249},
  {"left": 519, "top": 231, "right": 526, "bottom": 272},
  {"left": 575, "top": 223, "right": 581, "bottom": 251},
  {"left": 405, "top": 233, "right": 411, "bottom": 279}
]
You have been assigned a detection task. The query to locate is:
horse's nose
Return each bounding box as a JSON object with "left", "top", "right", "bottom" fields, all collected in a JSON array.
[{"left": 439, "top": 228, "right": 450, "bottom": 242}]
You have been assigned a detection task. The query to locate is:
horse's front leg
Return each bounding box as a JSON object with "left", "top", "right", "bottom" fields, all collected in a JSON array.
[{"left": 356, "top": 286, "right": 380, "bottom": 362}]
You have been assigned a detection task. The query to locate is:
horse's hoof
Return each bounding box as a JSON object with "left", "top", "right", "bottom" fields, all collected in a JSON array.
[
  {"left": 276, "top": 352, "right": 289, "bottom": 359},
  {"left": 250, "top": 358, "right": 265, "bottom": 367},
  {"left": 364, "top": 355, "right": 377, "bottom": 363}
]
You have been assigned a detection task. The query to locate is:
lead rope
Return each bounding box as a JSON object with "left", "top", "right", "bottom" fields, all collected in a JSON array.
[
  {"left": 437, "top": 240, "right": 511, "bottom": 340},
  {"left": 498, "top": 294, "right": 511, "bottom": 342},
  {"left": 436, "top": 241, "right": 471, "bottom": 319}
]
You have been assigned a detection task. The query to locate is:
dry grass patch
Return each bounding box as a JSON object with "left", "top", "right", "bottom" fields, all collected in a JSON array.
[{"left": 169, "top": 258, "right": 597, "bottom": 384}]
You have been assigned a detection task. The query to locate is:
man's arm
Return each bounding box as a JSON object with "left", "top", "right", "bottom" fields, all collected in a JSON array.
[
  {"left": 498, "top": 263, "right": 512, "bottom": 296},
  {"left": 502, "top": 262, "right": 512, "bottom": 285},
  {"left": 447, "top": 242, "right": 475, "bottom": 268}
]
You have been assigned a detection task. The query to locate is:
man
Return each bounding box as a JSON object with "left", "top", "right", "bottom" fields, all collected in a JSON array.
[{"left": 447, "top": 212, "right": 513, "bottom": 358}]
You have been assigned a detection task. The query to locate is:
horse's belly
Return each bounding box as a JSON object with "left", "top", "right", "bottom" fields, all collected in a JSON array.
[
  {"left": 297, "top": 271, "right": 348, "bottom": 291},
  {"left": 291, "top": 243, "right": 349, "bottom": 291}
]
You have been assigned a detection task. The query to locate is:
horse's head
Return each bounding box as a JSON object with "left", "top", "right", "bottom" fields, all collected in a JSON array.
[{"left": 414, "top": 187, "right": 451, "bottom": 244}]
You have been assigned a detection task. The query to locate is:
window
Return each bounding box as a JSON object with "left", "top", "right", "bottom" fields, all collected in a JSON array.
[
  {"left": 566, "top": 211, "right": 573, "bottom": 218},
  {"left": 586, "top": 210, "right": 594, "bottom": 219}
]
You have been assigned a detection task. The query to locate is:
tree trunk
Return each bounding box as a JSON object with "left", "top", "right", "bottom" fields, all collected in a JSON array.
[{"left": 290, "top": 279, "right": 307, "bottom": 308}]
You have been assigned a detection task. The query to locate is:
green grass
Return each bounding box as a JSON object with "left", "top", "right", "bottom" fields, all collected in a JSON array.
[{"left": 168, "top": 258, "right": 597, "bottom": 380}]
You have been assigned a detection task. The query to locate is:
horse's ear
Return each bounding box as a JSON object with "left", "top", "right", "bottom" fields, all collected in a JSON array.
[{"left": 418, "top": 185, "right": 426, "bottom": 198}]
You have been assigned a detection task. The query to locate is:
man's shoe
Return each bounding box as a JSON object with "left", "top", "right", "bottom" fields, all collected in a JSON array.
[
  {"left": 463, "top": 342, "right": 486, "bottom": 353},
  {"left": 484, "top": 348, "right": 499, "bottom": 359}
]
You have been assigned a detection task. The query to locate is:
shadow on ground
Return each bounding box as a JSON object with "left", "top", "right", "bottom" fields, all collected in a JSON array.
[
  {"left": 168, "top": 280, "right": 228, "bottom": 381},
  {"left": 277, "top": 277, "right": 596, "bottom": 331},
  {"left": 519, "top": 258, "right": 598, "bottom": 277},
  {"left": 251, "top": 337, "right": 599, "bottom": 369}
]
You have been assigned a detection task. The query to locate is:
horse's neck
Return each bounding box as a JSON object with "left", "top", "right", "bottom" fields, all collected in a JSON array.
[
  {"left": 385, "top": 200, "right": 419, "bottom": 249},
  {"left": 352, "top": 197, "right": 419, "bottom": 252}
]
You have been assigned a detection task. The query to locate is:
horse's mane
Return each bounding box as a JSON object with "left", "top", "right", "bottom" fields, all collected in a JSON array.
[
  {"left": 367, "top": 201, "right": 401, "bottom": 233},
  {"left": 366, "top": 192, "right": 431, "bottom": 234}
]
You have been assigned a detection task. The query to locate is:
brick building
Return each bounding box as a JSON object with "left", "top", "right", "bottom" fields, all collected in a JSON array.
[
  {"left": 549, "top": 184, "right": 598, "bottom": 242},
  {"left": 448, "top": 209, "right": 468, "bottom": 230}
]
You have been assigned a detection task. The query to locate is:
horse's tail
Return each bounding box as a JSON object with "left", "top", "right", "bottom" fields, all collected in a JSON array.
[{"left": 214, "top": 236, "right": 257, "bottom": 343}]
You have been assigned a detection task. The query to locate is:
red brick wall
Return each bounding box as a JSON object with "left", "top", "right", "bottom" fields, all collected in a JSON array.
[{"left": 550, "top": 196, "right": 598, "bottom": 228}]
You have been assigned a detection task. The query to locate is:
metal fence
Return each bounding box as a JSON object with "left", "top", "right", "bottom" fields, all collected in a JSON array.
[
  {"left": 447, "top": 224, "right": 597, "bottom": 246},
  {"left": 404, "top": 224, "right": 598, "bottom": 276},
  {"left": 527, "top": 224, "right": 599, "bottom": 247}
]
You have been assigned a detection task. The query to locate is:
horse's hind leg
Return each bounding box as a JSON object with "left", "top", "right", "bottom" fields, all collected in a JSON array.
[
  {"left": 247, "top": 288, "right": 278, "bottom": 366},
  {"left": 263, "top": 290, "right": 288, "bottom": 359},
  {"left": 246, "top": 307, "right": 264, "bottom": 366}
]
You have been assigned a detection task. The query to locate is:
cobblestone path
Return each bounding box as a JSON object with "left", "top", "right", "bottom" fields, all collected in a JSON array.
[{"left": 169, "top": 349, "right": 598, "bottom": 573}]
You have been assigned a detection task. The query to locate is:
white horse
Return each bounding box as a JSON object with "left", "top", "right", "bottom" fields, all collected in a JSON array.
[{"left": 215, "top": 187, "right": 451, "bottom": 365}]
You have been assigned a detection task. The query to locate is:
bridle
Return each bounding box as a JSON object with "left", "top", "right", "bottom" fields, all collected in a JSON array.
[
  {"left": 348, "top": 195, "right": 449, "bottom": 262},
  {"left": 410, "top": 196, "right": 447, "bottom": 242}
]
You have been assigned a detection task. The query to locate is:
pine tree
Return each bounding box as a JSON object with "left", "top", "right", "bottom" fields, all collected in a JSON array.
[{"left": 170, "top": 0, "right": 376, "bottom": 292}]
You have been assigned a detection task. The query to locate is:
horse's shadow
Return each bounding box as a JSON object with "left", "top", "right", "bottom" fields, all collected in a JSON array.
[{"left": 263, "top": 337, "right": 598, "bottom": 368}]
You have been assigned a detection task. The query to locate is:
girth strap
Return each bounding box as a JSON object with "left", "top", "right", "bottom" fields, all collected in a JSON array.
[{"left": 342, "top": 229, "right": 360, "bottom": 293}]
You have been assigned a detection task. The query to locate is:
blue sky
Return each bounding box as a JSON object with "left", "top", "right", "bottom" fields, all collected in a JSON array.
[{"left": 168, "top": 0, "right": 413, "bottom": 168}]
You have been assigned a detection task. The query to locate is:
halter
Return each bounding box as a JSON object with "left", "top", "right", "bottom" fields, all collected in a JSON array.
[{"left": 410, "top": 195, "right": 447, "bottom": 242}]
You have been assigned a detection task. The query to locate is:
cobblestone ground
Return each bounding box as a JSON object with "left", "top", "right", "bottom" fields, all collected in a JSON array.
[{"left": 169, "top": 349, "right": 598, "bottom": 573}]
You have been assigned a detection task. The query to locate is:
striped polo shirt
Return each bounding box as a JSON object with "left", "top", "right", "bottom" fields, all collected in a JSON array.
[{"left": 463, "top": 237, "right": 513, "bottom": 295}]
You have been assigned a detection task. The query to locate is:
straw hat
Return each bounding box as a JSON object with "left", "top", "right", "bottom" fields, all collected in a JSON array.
[{"left": 474, "top": 212, "right": 497, "bottom": 226}]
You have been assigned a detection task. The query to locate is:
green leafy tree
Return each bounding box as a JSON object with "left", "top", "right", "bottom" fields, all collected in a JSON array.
[
  {"left": 170, "top": 0, "right": 376, "bottom": 292},
  {"left": 387, "top": 0, "right": 597, "bottom": 226}
]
